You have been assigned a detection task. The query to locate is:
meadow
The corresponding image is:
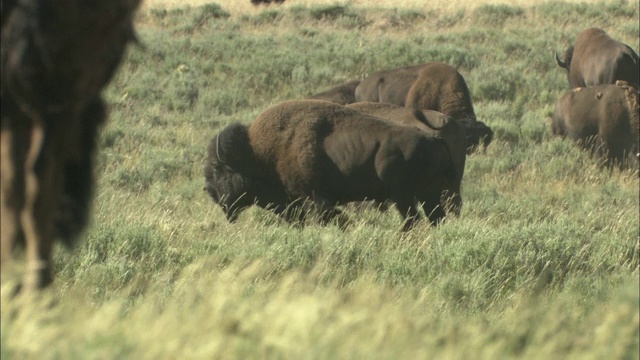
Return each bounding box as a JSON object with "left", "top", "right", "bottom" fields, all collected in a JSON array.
[{"left": 2, "top": 0, "right": 639, "bottom": 358}]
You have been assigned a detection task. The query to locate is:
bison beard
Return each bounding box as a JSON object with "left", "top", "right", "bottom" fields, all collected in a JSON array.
[
  {"left": 204, "top": 100, "right": 465, "bottom": 231},
  {"left": 1, "top": 0, "right": 141, "bottom": 292}
]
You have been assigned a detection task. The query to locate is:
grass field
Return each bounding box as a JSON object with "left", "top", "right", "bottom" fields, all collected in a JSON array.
[{"left": 2, "top": 1, "right": 639, "bottom": 359}]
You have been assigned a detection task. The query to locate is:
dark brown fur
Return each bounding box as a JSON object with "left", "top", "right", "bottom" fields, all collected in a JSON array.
[
  {"left": 556, "top": 28, "right": 639, "bottom": 89},
  {"left": 307, "top": 80, "right": 360, "bottom": 105},
  {"left": 205, "top": 100, "right": 465, "bottom": 231},
  {"left": 354, "top": 64, "right": 424, "bottom": 105},
  {"left": 349, "top": 101, "right": 492, "bottom": 155},
  {"left": 345, "top": 102, "right": 466, "bottom": 178},
  {"left": 551, "top": 82, "right": 639, "bottom": 169},
  {"left": 1, "top": 0, "right": 141, "bottom": 292},
  {"left": 354, "top": 62, "right": 492, "bottom": 151}
]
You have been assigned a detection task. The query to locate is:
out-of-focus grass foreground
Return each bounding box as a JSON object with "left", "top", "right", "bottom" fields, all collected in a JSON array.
[{"left": 2, "top": 1, "right": 638, "bottom": 358}]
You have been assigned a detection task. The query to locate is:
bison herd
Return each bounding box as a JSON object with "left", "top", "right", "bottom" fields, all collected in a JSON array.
[{"left": 0, "top": 0, "right": 637, "bottom": 297}]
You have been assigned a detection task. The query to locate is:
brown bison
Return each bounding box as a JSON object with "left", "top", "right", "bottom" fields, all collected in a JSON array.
[
  {"left": 307, "top": 80, "right": 361, "bottom": 105},
  {"left": 355, "top": 62, "right": 493, "bottom": 152},
  {"left": 550, "top": 81, "right": 639, "bottom": 169},
  {"left": 355, "top": 64, "right": 425, "bottom": 106},
  {"left": 346, "top": 101, "right": 491, "bottom": 155},
  {"left": 555, "top": 28, "right": 639, "bottom": 89},
  {"left": 204, "top": 100, "right": 466, "bottom": 231},
  {"left": 1, "top": 0, "right": 141, "bottom": 292}
]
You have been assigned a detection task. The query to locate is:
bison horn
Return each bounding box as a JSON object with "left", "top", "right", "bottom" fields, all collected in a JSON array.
[
  {"left": 216, "top": 133, "right": 223, "bottom": 162},
  {"left": 555, "top": 51, "right": 566, "bottom": 68}
]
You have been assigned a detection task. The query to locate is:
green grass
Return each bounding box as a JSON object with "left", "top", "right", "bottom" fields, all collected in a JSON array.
[{"left": 2, "top": 1, "right": 639, "bottom": 359}]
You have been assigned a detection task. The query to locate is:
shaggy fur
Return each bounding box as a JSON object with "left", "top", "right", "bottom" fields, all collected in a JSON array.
[
  {"left": 307, "top": 80, "right": 361, "bottom": 105},
  {"left": 1, "top": 0, "right": 141, "bottom": 291},
  {"left": 204, "top": 100, "right": 465, "bottom": 230},
  {"left": 555, "top": 28, "right": 639, "bottom": 89},
  {"left": 551, "top": 82, "right": 640, "bottom": 169},
  {"left": 354, "top": 62, "right": 493, "bottom": 152}
]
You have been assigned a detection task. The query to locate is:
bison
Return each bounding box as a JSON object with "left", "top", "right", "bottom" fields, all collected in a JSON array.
[
  {"left": 1, "top": 0, "right": 141, "bottom": 292},
  {"left": 550, "top": 81, "right": 639, "bottom": 169},
  {"left": 555, "top": 28, "right": 639, "bottom": 89},
  {"left": 354, "top": 64, "right": 425, "bottom": 106},
  {"left": 204, "top": 100, "right": 466, "bottom": 231},
  {"left": 346, "top": 101, "right": 490, "bottom": 155},
  {"left": 355, "top": 62, "right": 493, "bottom": 152},
  {"left": 307, "top": 80, "right": 361, "bottom": 105}
]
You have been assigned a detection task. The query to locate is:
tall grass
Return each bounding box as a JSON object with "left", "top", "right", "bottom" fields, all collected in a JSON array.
[{"left": 2, "top": 1, "right": 638, "bottom": 358}]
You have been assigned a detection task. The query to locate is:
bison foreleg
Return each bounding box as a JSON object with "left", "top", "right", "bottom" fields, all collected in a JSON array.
[
  {"left": 20, "top": 118, "right": 59, "bottom": 291},
  {"left": 1, "top": 122, "right": 29, "bottom": 286},
  {"left": 394, "top": 201, "right": 421, "bottom": 232},
  {"left": 272, "top": 199, "right": 307, "bottom": 226}
]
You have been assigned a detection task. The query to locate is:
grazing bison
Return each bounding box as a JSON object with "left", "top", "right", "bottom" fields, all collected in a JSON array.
[
  {"left": 355, "top": 62, "right": 493, "bottom": 151},
  {"left": 555, "top": 28, "right": 639, "bottom": 89},
  {"left": 347, "top": 101, "right": 491, "bottom": 155},
  {"left": 550, "top": 81, "right": 639, "bottom": 169},
  {"left": 1, "top": 0, "right": 141, "bottom": 292},
  {"left": 307, "top": 80, "right": 361, "bottom": 105},
  {"left": 205, "top": 100, "right": 466, "bottom": 231},
  {"left": 345, "top": 102, "right": 466, "bottom": 159}
]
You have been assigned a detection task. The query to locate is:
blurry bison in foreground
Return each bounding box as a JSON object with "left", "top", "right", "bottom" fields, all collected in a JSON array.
[
  {"left": 1, "top": 0, "right": 141, "bottom": 292},
  {"left": 204, "top": 100, "right": 465, "bottom": 231},
  {"left": 550, "top": 81, "right": 639, "bottom": 169}
]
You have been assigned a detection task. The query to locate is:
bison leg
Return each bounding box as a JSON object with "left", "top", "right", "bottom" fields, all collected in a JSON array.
[
  {"left": 20, "top": 117, "right": 62, "bottom": 291},
  {"left": 394, "top": 201, "right": 421, "bottom": 231},
  {"left": 270, "top": 200, "right": 307, "bottom": 225},
  {"left": 306, "top": 198, "right": 349, "bottom": 229},
  {"left": 421, "top": 199, "right": 446, "bottom": 226},
  {"left": 0, "top": 120, "right": 29, "bottom": 285}
]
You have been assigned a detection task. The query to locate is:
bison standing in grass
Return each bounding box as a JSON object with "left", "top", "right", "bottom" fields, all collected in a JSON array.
[
  {"left": 205, "top": 100, "right": 466, "bottom": 231},
  {"left": 550, "top": 81, "right": 639, "bottom": 169},
  {"left": 555, "top": 28, "right": 639, "bottom": 89},
  {"left": 355, "top": 62, "right": 493, "bottom": 152},
  {"left": 1, "top": 0, "right": 141, "bottom": 292}
]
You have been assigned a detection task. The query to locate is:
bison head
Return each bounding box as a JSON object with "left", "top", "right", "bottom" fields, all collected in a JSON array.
[{"left": 204, "top": 123, "right": 259, "bottom": 222}]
